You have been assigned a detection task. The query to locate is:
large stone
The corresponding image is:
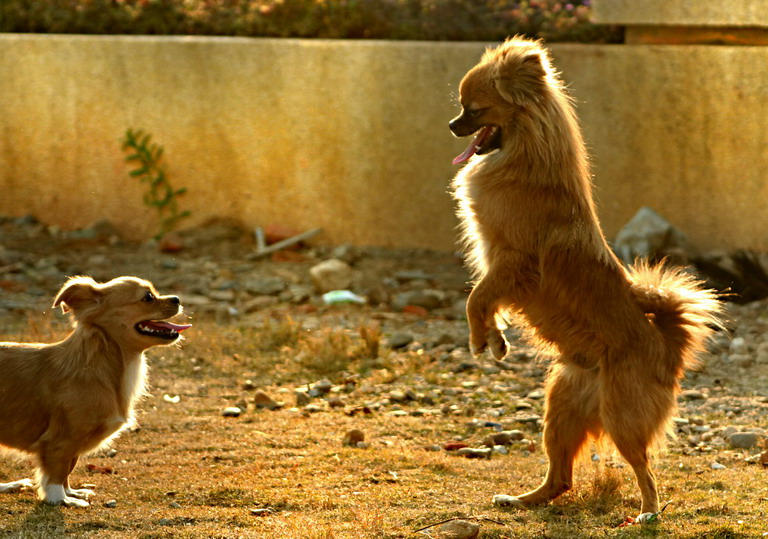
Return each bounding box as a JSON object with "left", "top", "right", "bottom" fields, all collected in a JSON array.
[
  {"left": 613, "top": 207, "right": 691, "bottom": 263},
  {"left": 309, "top": 259, "right": 353, "bottom": 293}
]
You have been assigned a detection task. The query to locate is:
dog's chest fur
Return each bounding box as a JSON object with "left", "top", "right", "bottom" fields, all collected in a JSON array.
[{"left": 122, "top": 353, "right": 148, "bottom": 416}]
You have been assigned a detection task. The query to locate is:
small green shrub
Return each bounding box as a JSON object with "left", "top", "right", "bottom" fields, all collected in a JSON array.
[{"left": 122, "top": 128, "right": 190, "bottom": 240}]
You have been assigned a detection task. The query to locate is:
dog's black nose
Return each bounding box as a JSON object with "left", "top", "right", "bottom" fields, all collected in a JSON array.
[{"left": 168, "top": 296, "right": 180, "bottom": 305}]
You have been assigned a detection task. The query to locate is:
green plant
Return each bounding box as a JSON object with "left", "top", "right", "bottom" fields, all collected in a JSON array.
[{"left": 122, "top": 128, "right": 190, "bottom": 240}]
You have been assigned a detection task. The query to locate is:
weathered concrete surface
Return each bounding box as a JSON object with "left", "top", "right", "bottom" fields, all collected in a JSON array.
[
  {"left": 593, "top": 0, "right": 768, "bottom": 27},
  {"left": 1, "top": 35, "right": 767, "bottom": 251}
]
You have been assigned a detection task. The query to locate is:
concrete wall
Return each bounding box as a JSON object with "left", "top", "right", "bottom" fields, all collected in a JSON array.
[
  {"left": 1, "top": 34, "right": 767, "bottom": 252},
  {"left": 593, "top": 0, "right": 768, "bottom": 27}
]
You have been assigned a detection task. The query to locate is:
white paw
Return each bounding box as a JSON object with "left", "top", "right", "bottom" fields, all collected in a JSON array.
[
  {"left": 493, "top": 494, "right": 524, "bottom": 508},
  {"left": 635, "top": 512, "right": 658, "bottom": 524},
  {"left": 66, "top": 487, "right": 95, "bottom": 500},
  {"left": 40, "top": 483, "right": 91, "bottom": 508},
  {"left": 0, "top": 479, "right": 35, "bottom": 493}
]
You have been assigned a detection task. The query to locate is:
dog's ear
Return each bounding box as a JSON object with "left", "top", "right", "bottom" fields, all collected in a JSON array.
[
  {"left": 53, "top": 276, "right": 102, "bottom": 313},
  {"left": 494, "top": 50, "right": 548, "bottom": 106}
]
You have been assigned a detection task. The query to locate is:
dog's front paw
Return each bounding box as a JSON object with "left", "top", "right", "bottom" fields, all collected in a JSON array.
[
  {"left": 488, "top": 330, "right": 508, "bottom": 360},
  {"left": 66, "top": 487, "right": 95, "bottom": 500},
  {"left": 60, "top": 496, "right": 91, "bottom": 508},
  {"left": 0, "top": 479, "right": 35, "bottom": 493},
  {"left": 493, "top": 494, "right": 525, "bottom": 508},
  {"left": 40, "top": 483, "right": 91, "bottom": 508},
  {"left": 469, "top": 337, "right": 487, "bottom": 356}
]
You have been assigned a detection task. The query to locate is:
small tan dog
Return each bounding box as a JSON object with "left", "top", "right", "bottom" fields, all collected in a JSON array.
[
  {"left": 450, "top": 37, "right": 722, "bottom": 519},
  {"left": 0, "top": 276, "right": 190, "bottom": 507}
]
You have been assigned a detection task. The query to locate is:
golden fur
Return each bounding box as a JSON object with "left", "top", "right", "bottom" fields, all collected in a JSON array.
[
  {"left": 449, "top": 37, "right": 723, "bottom": 516},
  {"left": 0, "top": 276, "right": 190, "bottom": 507}
]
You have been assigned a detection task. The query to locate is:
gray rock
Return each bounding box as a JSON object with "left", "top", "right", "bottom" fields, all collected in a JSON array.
[
  {"left": 613, "top": 206, "right": 691, "bottom": 263},
  {"left": 310, "top": 379, "right": 333, "bottom": 396},
  {"left": 455, "top": 447, "right": 492, "bottom": 459},
  {"left": 728, "top": 432, "right": 761, "bottom": 450},
  {"left": 680, "top": 389, "right": 707, "bottom": 401},
  {"left": 391, "top": 289, "right": 444, "bottom": 311},
  {"left": 386, "top": 333, "right": 413, "bottom": 349},
  {"left": 244, "top": 276, "right": 286, "bottom": 296},
  {"left": 484, "top": 430, "right": 525, "bottom": 447},
  {"left": 295, "top": 389, "right": 311, "bottom": 406}
]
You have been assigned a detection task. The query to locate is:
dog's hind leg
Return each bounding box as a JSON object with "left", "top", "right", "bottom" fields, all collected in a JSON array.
[
  {"left": 600, "top": 373, "right": 668, "bottom": 515},
  {"left": 466, "top": 279, "right": 508, "bottom": 359},
  {"left": 495, "top": 362, "right": 601, "bottom": 507}
]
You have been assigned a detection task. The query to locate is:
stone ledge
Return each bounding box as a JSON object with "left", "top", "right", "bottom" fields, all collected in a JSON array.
[{"left": 593, "top": 0, "right": 768, "bottom": 28}]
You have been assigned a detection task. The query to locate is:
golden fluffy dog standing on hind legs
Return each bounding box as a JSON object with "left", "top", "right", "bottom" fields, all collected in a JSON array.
[{"left": 449, "top": 37, "right": 723, "bottom": 520}]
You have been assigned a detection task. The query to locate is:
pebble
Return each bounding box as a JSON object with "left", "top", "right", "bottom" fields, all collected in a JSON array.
[
  {"left": 386, "top": 333, "right": 414, "bottom": 349},
  {"left": 295, "top": 389, "right": 312, "bottom": 406},
  {"left": 310, "top": 379, "right": 333, "bottom": 396},
  {"left": 244, "top": 276, "right": 286, "bottom": 296},
  {"left": 221, "top": 407, "right": 242, "bottom": 417},
  {"left": 728, "top": 432, "right": 761, "bottom": 450},
  {"left": 438, "top": 519, "right": 480, "bottom": 539},
  {"left": 309, "top": 259, "right": 353, "bottom": 292},
  {"left": 455, "top": 447, "right": 492, "bottom": 459},
  {"left": 391, "top": 289, "right": 444, "bottom": 311},
  {"left": 104, "top": 499, "right": 117, "bottom": 508},
  {"left": 483, "top": 430, "right": 525, "bottom": 447},
  {"left": 253, "top": 390, "right": 283, "bottom": 410},
  {"left": 304, "top": 404, "right": 323, "bottom": 413},
  {"left": 680, "top": 390, "right": 706, "bottom": 401}
]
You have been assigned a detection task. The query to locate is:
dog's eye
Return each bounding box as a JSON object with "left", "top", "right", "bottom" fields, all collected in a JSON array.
[
  {"left": 142, "top": 292, "right": 155, "bottom": 302},
  {"left": 468, "top": 108, "right": 486, "bottom": 118}
]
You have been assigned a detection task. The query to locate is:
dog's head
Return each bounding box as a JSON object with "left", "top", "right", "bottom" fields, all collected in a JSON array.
[
  {"left": 53, "top": 276, "right": 191, "bottom": 351},
  {"left": 450, "top": 37, "right": 557, "bottom": 165}
]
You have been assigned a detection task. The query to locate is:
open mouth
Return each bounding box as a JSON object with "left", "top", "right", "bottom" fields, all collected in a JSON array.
[
  {"left": 452, "top": 126, "right": 502, "bottom": 165},
  {"left": 135, "top": 320, "right": 192, "bottom": 340}
]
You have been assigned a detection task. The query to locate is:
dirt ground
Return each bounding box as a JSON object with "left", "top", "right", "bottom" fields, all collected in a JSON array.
[{"left": 1, "top": 216, "right": 767, "bottom": 538}]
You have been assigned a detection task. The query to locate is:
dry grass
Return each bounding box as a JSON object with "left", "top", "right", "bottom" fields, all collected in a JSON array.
[{"left": 0, "top": 311, "right": 766, "bottom": 538}]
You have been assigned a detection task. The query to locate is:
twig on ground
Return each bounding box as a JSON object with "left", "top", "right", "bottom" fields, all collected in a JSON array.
[
  {"left": 247, "top": 227, "right": 322, "bottom": 259},
  {"left": 413, "top": 515, "right": 506, "bottom": 533}
]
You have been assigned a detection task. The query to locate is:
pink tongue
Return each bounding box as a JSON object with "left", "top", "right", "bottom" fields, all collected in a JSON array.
[
  {"left": 150, "top": 321, "right": 192, "bottom": 332},
  {"left": 452, "top": 126, "right": 493, "bottom": 165}
]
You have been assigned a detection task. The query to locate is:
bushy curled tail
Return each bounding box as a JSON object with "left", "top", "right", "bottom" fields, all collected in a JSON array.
[{"left": 628, "top": 260, "right": 725, "bottom": 378}]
